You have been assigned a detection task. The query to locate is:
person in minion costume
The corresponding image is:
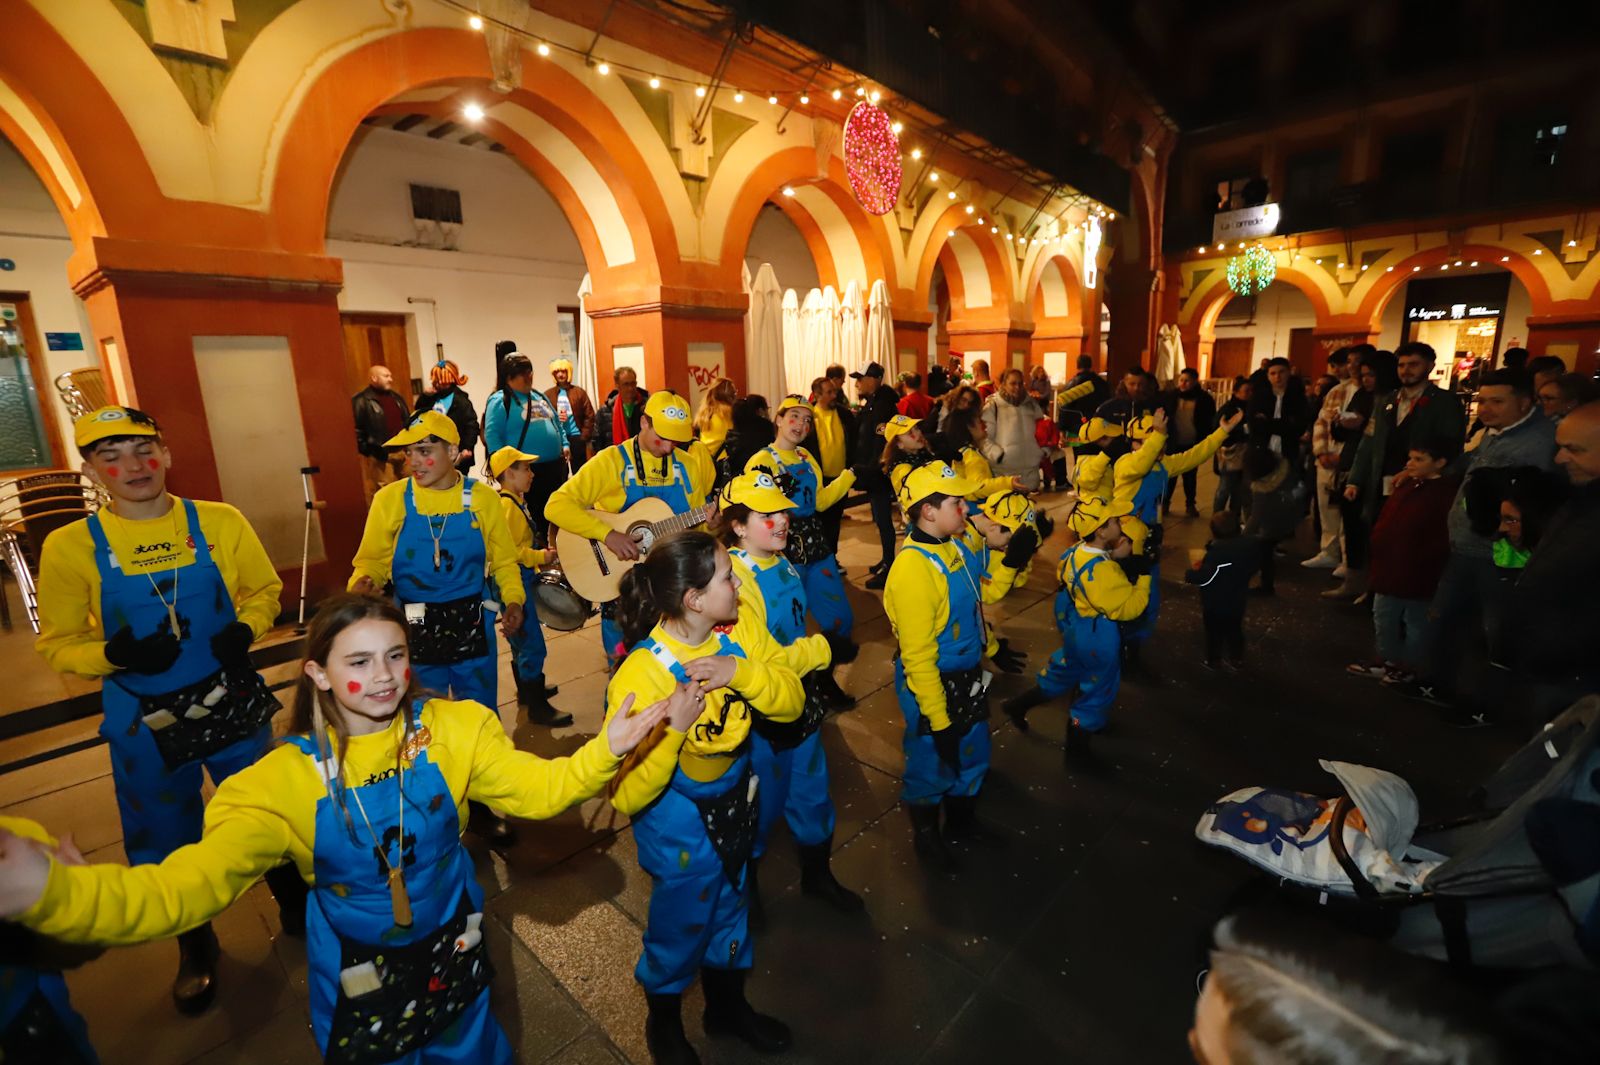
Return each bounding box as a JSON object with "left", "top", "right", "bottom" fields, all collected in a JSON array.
[
  {"left": 719, "top": 472, "right": 863, "bottom": 923},
  {"left": 489, "top": 445, "right": 572, "bottom": 728},
  {"left": 885, "top": 462, "right": 1026, "bottom": 875},
  {"left": 880, "top": 413, "right": 936, "bottom": 501},
  {"left": 745, "top": 395, "right": 860, "bottom": 667},
  {"left": 1002, "top": 496, "right": 1153, "bottom": 762},
  {"left": 964, "top": 490, "right": 1046, "bottom": 604},
  {"left": 1070, "top": 406, "right": 1141, "bottom": 503},
  {"left": 34, "top": 405, "right": 303, "bottom": 1013},
  {"left": 545, "top": 389, "right": 716, "bottom": 668},
  {"left": 601, "top": 530, "right": 806, "bottom": 1064},
  {"left": 350, "top": 409, "right": 526, "bottom": 841}
]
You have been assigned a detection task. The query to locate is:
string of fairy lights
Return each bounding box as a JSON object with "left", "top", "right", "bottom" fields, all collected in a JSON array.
[{"left": 439, "top": 0, "right": 1114, "bottom": 256}]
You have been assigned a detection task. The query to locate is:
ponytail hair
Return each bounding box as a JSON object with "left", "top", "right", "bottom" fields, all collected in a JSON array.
[
  {"left": 614, "top": 530, "right": 722, "bottom": 650},
  {"left": 497, "top": 352, "right": 534, "bottom": 414}
]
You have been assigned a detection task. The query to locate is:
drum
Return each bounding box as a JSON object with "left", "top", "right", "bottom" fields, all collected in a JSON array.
[{"left": 534, "top": 570, "right": 594, "bottom": 632}]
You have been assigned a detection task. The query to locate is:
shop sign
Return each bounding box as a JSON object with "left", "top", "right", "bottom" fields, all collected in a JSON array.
[
  {"left": 1408, "top": 305, "right": 1501, "bottom": 321},
  {"left": 46, "top": 332, "right": 85, "bottom": 351},
  {"left": 1212, "top": 203, "right": 1281, "bottom": 244}
]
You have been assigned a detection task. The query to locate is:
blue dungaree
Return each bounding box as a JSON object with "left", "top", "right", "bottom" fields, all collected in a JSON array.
[
  {"left": 0, "top": 966, "right": 96, "bottom": 1064},
  {"left": 1036, "top": 552, "right": 1122, "bottom": 731},
  {"left": 1123, "top": 459, "right": 1167, "bottom": 645},
  {"left": 287, "top": 707, "right": 507, "bottom": 1064},
  {"left": 630, "top": 634, "right": 757, "bottom": 994},
  {"left": 91, "top": 499, "right": 272, "bottom": 865},
  {"left": 731, "top": 549, "right": 835, "bottom": 856},
  {"left": 761, "top": 448, "right": 853, "bottom": 638},
  {"left": 894, "top": 538, "right": 991, "bottom": 805},
  {"left": 497, "top": 489, "right": 547, "bottom": 686},
  {"left": 599, "top": 446, "right": 694, "bottom": 667},
  {"left": 394, "top": 479, "right": 497, "bottom": 708}
]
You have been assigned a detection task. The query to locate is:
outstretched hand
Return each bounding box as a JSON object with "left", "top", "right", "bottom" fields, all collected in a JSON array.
[
  {"left": 0, "top": 827, "right": 52, "bottom": 919},
  {"left": 1152, "top": 407, "right": 1169, "bottom": 433},
  {"left": 1220, "top": 410, "right": 1245, "bottom": 433},
  {"left": 604, "top": 693, "right": 667, "bottom": 757}
]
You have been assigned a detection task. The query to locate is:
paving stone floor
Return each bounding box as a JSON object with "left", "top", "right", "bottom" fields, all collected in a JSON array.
[{"left": 1, "top": 480, "right": 1521, "bottom": 1064}]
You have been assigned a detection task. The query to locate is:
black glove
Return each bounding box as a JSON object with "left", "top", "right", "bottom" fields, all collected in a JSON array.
[
  {"left": 1118, "top": 555, "right": 1153, "bottom": 579},
  {"left": 1001, "top": 525, "right": 1040, "bottom": 570},
  {"left": 210, "top": 621, "right": 255, "bottom": 671},
  {"left": 990, "top": 638, "right": 1026, "bottom": 673},
  {"left": 104, "top": 625, "right": 182, "bottom": 675},
  {"left": 1034, "top": 512, "right": 1055, "bottom": 540},
  {"left": 932, "top": 725, "right": 962, "bottom": 772}
]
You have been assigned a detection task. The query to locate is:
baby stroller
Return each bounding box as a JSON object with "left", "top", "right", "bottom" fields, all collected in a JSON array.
[{"left": 1196, "top": 696, "right": 1600, "bottom": 970}]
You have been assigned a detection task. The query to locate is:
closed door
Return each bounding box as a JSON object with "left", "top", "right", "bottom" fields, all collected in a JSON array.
[
  {"left": 1211, "top": 336, "right": 1255, "bottom": 380},
  {"left": 1288, "top": 327, "right": 1316, "bottom": 376},
  {"left": 340, "top": 313, "right": 413, "bottom": 407},
  {"left": 0, "top": 293, "right": 66, "bottom": 474}
]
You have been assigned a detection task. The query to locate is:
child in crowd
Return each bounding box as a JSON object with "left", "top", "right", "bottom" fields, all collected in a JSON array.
[
  {"left": 1243, "top": 446, "right": 1304, "bottom": 596},
  {"left": 1487, "top": 467, "right": 1565, "bottom": 668},
  {"left": 489, "top": 446, "right": 570, "bottom": 727},
  {"left": 1035, "top": 408, "right": 1066, "bottom": 491},
  {"left": 1185, "top": 510, "right": 1261, "bottom": 671},
  {"left": 1347, "top": 440, "right": 1458, "bottom": 685}
]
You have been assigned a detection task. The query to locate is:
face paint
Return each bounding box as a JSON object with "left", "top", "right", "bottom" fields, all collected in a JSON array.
[
  {"left": 346, "top": 681, "right": 363, "bottom": 694},
  {"left": 761, "top": 518, "right": 776, "bottom": 530},
  {"left": 425, "top": 458, "right": 436, "bottom": 467},
  {"left": 403, "top": 668, "right": 411, "bottom": 683},
  {"left": 106, "top": 466, "right": 119, "bottom": 478},
  {"left": 147, "top": 458, "right": 160, "bottom": 470}
]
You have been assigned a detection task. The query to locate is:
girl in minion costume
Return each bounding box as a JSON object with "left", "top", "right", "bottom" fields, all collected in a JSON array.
[
  {"left": 601, "top": 530, "right": 807, "bottom": 1065},
  {"left": 745, "top": 394, "right": 860, "bottom": 674},
  {"left": 1003, "top": 496, "right": 1153, "bottom": 761},
  {"left": 488, "top": 445, "right": 571, "bottom": 728},
  {"left": 0, "top": 594, "right": 687, "bottom": 1065},
  {"left": 885, "top": 462, "right": 1025, "bottom": 874},
  {"left": 349, "top": 410, "right": 526, "bottom": 841},
  {"left": 719, "top": 472, "right": 864, "bottom": 921}
]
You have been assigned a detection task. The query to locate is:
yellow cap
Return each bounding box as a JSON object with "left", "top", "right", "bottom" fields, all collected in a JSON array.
[
  {"left": 550, "top": 357, "right": 574, "bottom": 374},
  {"left": 979, "top": 490, "right": 1035, "bottom": 531},
  {"left": 775, "top": 394, "right": 814, "bottom": 417},
  {"left": 74, "top": 406, "right": 161, "bottom": 449},
  {"left": 1069, "top": 495, "right": 1133, "bottom": 536},
  {"left": 385, "top": 409, "right": 460, "bottom": 448},
  {"left": 1127, "top": 412, "right": 1162, "bottom": 442},
  {"left": 898, "top": 461, "right": 979, "bottom": 507},
  {"left": 719, "top": 471, "right": 797, "bottom": 514},
  {"left": 1083, "top": 417, "right": 1123, "bottom": 442},
  {"left": 880, "top": 414, "right": 921, "bottom": 442},
  {"left": 490, "top": 446, "right": 541, "bottom": 478},
  {"left": 644, "top": 390, "right": 694, "bottom": 443}
]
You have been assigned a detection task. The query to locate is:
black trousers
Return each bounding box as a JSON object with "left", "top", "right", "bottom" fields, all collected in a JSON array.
[
  {"left": 1203, "top": 606, "right": 1245, "bottom": 664},
  {"left": 820, "top": 494, "right": 846, "bottom": 560},
  {"left": 1338, "top": 496, "right": 1369, "bottom": 569},
  {"left": 867, "top": 487, "right": 897, "bottom": 566},
  {"left": 525, "top": 458, "right": 568, "bottom": 540},
  {"left": 1164, "top": 469, "right": 1199, "bottom": 509},
  {"left": 1257, "top": 538, "right": 1282, "bottom": 592}
]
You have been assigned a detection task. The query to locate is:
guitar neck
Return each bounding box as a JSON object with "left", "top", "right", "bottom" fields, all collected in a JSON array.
[{"left": 650, "top": 504, "right": 714, "bottom": 538}]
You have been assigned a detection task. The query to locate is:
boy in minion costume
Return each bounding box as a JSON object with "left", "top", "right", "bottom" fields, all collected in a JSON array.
[
  {"left": 545, "top": 390, "right": 716, "bottom": 667},
  {"left": 1003, "top": 496, "right": 1153, "bottom": 761},
  {"left": 885, "top": 462, "right": 1023, "bottom": 874},
  {"left": 746, "top": 395, "right": 860, "bottom": 667},
  {"left": 489, "top": 445, "right": 572, "bottom": 728},
  {"left": 964, "top": 490, "right": 1046, "bottom": 606},
  {"left": 35, "top": 405, "right": 300, "bottom": 1012},
  {"left": 1069, "top": 412, "right": 1130, "bottom": 502}
]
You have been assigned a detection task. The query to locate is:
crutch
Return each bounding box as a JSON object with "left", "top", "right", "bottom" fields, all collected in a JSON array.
[{"left": 297, "top": 466, "right": 326, "bottom": 633}]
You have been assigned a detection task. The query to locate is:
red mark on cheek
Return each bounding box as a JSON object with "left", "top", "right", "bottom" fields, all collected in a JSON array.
[
  {"left": 106, "top": 466, "right": 119, "bottom": 478},
  {"left": 761, "top": 518, "right": 776, "bottom": 530},
  {"left": 425, "top": 458, "right": 435, "bottom": 467},
  {"left": 147, "top": 459, "right": 160, "bottom": 470},
  {"left": 346, "top": 681, "right": 362, "bottom": 694},
  {"left": 403, "top": 668, "right": 411, "bottom": 683}
]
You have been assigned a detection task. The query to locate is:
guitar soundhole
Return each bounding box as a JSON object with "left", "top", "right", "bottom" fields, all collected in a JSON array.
[{"left": 631, "top": 523, "right": 657, "bottom": 556}]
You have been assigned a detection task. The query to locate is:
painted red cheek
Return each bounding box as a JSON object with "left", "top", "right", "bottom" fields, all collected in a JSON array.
[
  {"left": 148, "top": 459, "right": 160, "bottom": 470},
  {"left": 761, "top": 518, "right": 776, "bottom": 530},
  {"left": 346, "top": 681, "right": 362, "bottom": 694},
  {"left": 106, "top": 466, "right": 119, "bottom": 478},
  {"left": 403, "top": 668, "right": 411, "bottom": 682}
]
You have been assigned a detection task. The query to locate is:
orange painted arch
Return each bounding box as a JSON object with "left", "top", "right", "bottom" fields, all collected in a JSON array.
[
  {"left": 1192, "top": 266, "right": 1337, "bottom": 336},
  {"left": 1026, "top": 252, "right": 1086, "bottom": 330},
  {"left": 1355, "top": 245, "right": 1559, "bottom": 327}
]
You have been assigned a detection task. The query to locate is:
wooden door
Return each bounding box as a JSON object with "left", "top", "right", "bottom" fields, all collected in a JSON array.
[
  {"left": 1211, "top": 336, "right": 1255, "bottom": 380},
  {"left": 340, "top": 313, "right": 413, "bottom": 407},
  {"left": 1287, "top": 327, "right": 1316, "bottom": 376}
]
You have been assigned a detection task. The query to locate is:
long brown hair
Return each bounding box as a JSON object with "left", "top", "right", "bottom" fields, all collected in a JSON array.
[
  {"left": 695, "top": 377, "right": 737, "bottom": 432},
  {"left": 614, "top": 531, "right": 723, "bottom": 651}
]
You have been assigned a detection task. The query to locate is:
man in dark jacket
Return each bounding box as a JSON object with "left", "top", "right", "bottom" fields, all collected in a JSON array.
[
  {"left": 1503, "top": 401, "right": 1600, "bottom": 723},
  {"left": 1345, "top": 342, "right": 1467, "bottom": 523},
  {"left": 1245, "top": 357, "right": 1310, "bottom": 466},
  {"left": 850, "top": 361, "right": 900, "bottom": 582},
  {"left": 1185, "top": 510, "right": 1261, "bottom": 669},
  {"left": 589, "top": 365, "right": 648, "bottom": 453},
  {"left": 352, "top": 364, "right": 410, "bottom": 503},
  {"left": 1162, "top": 368, "right": 1217, "bottom": 515}
]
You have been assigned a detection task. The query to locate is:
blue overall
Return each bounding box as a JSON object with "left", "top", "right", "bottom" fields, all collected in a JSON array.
[
  {"left": 1123, "top": 460, "right": 1166, "bottom": 645},
  {"left": 630, "top": 635, "right": 756, "bottom": 994},
  {"left": 599, "top": 447, "right": 694, "bottom": 666},
  {"left": 394, "top": 479, "right": 497, "bottom": 709},
  {"left": 0, "top": 967, "right": 96, "bottom": 1064},
  {"left": 497, "top": 490, "right": 547, "bottom": 685},
  {"left": 894, "top": 539, "right": 992, "bottom": 805},
  {"left": 731, "top": 549, "right": 835, "bottom": 856},
  {"left": 764, "top": 448, "right": 853, "bottom": 638},
  {"left": 287, "top": 710, "right": 508, "bottom": 1063},
  {"left": 1036, "top": 553, "right": 1122, "bottom": 732},
  {"left": 90, "top": 499, "right": 271, "bottom": 865}
]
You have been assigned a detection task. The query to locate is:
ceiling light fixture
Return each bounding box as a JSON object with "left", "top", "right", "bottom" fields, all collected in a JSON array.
[
  {"left": 929, "top": 171, "right": 939, "bottom": 183},
  {"left": 733, "top": 91, "right": 744, "bottom": 103},
  {"left": 832, "top": 89, "right": 842, "bottom": 101},
  {"left": 768, "top": 94, "right": 778, "bottom": 104},
  {"left": 536, "top": 42, "right": 550, "bottom": 57},
  {"left": 596, "top": 62, "right": 610, "bottom": 75},
  {"left": 649, "top": 76, "right": 661, "bottom": 89},
  {"left": 782, "top": 186, "right": 795, "bottom": 197},
  {"left": 695, "top": 85, "right": 706, "bottom": 98},
  {"left": 469, "top": 14, "right": 484, "bottom": 30},
  {"left": 462, "top": 102, "right": 485, "bottom": 122},
  {"left": 891, "top": 121, "right": 903, "bottom": 134},
  {"left": 910, "top": 148, "right": 922, "bottom": 160}
]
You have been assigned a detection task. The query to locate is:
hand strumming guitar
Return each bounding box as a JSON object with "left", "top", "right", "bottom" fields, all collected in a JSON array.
[{"left": 605, "top": 530, "right": 642, "bottom": 561}]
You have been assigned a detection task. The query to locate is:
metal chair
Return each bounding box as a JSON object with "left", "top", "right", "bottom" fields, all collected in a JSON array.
[
  {"left": 53, "top": 367, "right": 109, "bottom": 419},
  {"left": 0, "top": 471, "right": 99, "bottom": 633}
]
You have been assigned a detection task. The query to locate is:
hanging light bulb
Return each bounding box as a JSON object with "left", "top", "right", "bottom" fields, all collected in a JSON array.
[
  {"left": 1534, "top": 249, "right": 1542, "bottom": 255},
  {"left": 1413, "top": 266, "right": 1421, "bottom": 272},
  {"left": 965, "top": 204, "right": 974, "bottom": 214},
  {"left": 536, "top": 42, "right": 550, "bottom": 57},
  {"left": 856, "top": 86, "right": 866, "bottom": 97},
  {"left": 597, "top": 62, "right": 610, "bottom": 75},
  {"left": 733, "top": 90, "right": 744, "bottom": 103},
  {"left": 948, "top": 229, "right": 955, "bottom": 236},
  {"left": 649, "top": 76, "right": 661, "bottom": 89},
  {"left": 695, "top": 85, "right": 707, "bottom": 98},
  {"left": 990, "top": 226, "right": 998, "bottom": 234},
  {"left": 1470, "top": 261, "right": 1479, "bottom": 267},
  {"left": 832, "top": 89, "right": 842, "bottom": 101},
  {"left": 947, "top": 191, "right": 956, "bottom": 200},
  {"left": 928, "top": 171, "right": 939, "bottom": 182},
  {"left": 768, "top": 94, "right": 778, "bottom": 105},
  {"left": 1386, "top": 266, "right": 1394, "bottom": 272},
  {"left": 462, "top": 101, "right": 485, "bottom": 122},
  {"left": 469, "top": 14, "right": 484, "bottom": 30},
  {"left": 891, "top": 121, "right": 903, "bottom": 134},
  {"left": 782, "top": 186, "right": 795, "bottom": 197},
  {"left": 1006, "top": 233, "right": 1014, "bottom": 241},
  {"left": 1199, "top": 246, "right": 1207, "bottom": 254},
  {"left": 910, "top": 148, "right": 922, "bottom": 160},
  {"left": 1501, "top": 255, "right": 1510, "bottom": 262},
  {"left": 869, "top": 90, "right": 881, "bottom": 103},
  {"left": 799, "top": 93, "right": 809, "bottom": 104},
  {"left": 1568, "top": 238, "right": 1578, "bottom": 247},
  {"left": 1314, "top": 258, "right": 1322, "bottom": 265}
]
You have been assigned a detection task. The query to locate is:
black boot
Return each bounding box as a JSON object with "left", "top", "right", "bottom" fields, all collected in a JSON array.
[
  {"left": 701, "top": 967, "right": 792, "bottom": 1053},
  {"left": 544, "top": 680, "right": 560, "bottom": 697},
  {"left": 825, "top": 633, "right": 860, "bottom": 665},
  {"left": 1063, "top": 720, "right": 1095, "bottom": 766},
  {"left": 1002, "top": 685, "right": 1051, "bottom": 732},
  {"left": 813, "top": 668, "right": 857, "bottom": 711},
  {"left": 173, "top": 923, "right": 219, "bottom": 1015},
  {"left": 520, "top": 676, "right": 573, "bottom": 728},
  {"left": 262, "top": 862, "right": 307, "bottom": 937},
  {"left": 798, "top": 836, "right": 864, "bottom": 912},
  {"left": 471, "top": 800, "right": 516, "bottom": 845},
  {"left": 645, "top": 992, "right": 702, "bottom": 1065},
  {"left": 746, "top": 858, "right": 767, "bottom": 932},
  {"left": 942, "top": 794, "right": 1007, "bottom": 848},
  {"left": 907, "top": 802, "right": 960, "bottom": 874}
]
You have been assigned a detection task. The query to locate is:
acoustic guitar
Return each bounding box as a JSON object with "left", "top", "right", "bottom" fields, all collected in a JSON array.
[{"left": 553, "top": 498, "right": 717, "bottom": 603}]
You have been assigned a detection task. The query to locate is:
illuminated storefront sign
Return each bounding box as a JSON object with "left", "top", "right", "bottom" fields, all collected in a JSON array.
[{"left": 1212, "top": 203, "right": 1281, "bottom": 244}]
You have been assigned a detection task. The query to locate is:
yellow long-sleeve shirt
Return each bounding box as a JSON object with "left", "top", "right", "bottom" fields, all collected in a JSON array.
[
  {"left": 812, "top": 406, "right": 847, "bottom": 477},
  {"left": 729, "top": 551, "right": 833, "bottom": 676},
  {"left": 35, "top": 497, "right": 283, "bottom": 678},
  {"left": 1059, "top": 544, "right": 1152, "bottom": 621},
  {"left": 348, "top": 475, "right": 523, "bottom": 605},
  {"left": 603, "top": 614, "right": 803, "bottom": 816},
  {"left": 957, "top": 446, "right": 1014, "bottom": 500},
  {"left": 1113, "top": 427, "right": 1229, "bottom": 553},
  {"left": 497, "top": 488, "right": 552, "bottom": 570},
  {"left": 18, "top": 698, "right": 620, "bottom": 946},
  {"left": 545, "top": 437, "right": 716, "bottom": 544},
  {"left": 745, "top": 446, "right": 856, "bottom": 511},
  {"left": 883, "top": 535, "right": 999, "bottom": 732}
]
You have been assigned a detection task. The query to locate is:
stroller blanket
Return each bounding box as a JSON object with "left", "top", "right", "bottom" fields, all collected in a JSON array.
[{"left": 1195, "top": 760, "right": 1444, "bottom": 896}]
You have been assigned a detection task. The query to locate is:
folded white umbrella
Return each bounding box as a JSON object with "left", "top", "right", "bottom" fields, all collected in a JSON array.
[
  {"left": 745, "top": 263, "right": 787, "bottom": 406},
  {"left": 782, "top": 288, "right": 803, "bottom": 397},
  {"left": 865, "top": 278, "right": 896, "bottom": 385}
]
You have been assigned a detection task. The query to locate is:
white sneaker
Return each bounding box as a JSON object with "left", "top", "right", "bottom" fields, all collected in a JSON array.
[
  {"left": 1301, "top": 554, "right": 1340, "bottom": 570},
  {"left": 1332, "top": 564, "right": 1348, "bottom": 579}
]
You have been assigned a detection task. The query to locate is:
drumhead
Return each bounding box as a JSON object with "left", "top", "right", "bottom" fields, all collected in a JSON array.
[{"left": 535, "top": 571, "right": 593, "bottom": 631}]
